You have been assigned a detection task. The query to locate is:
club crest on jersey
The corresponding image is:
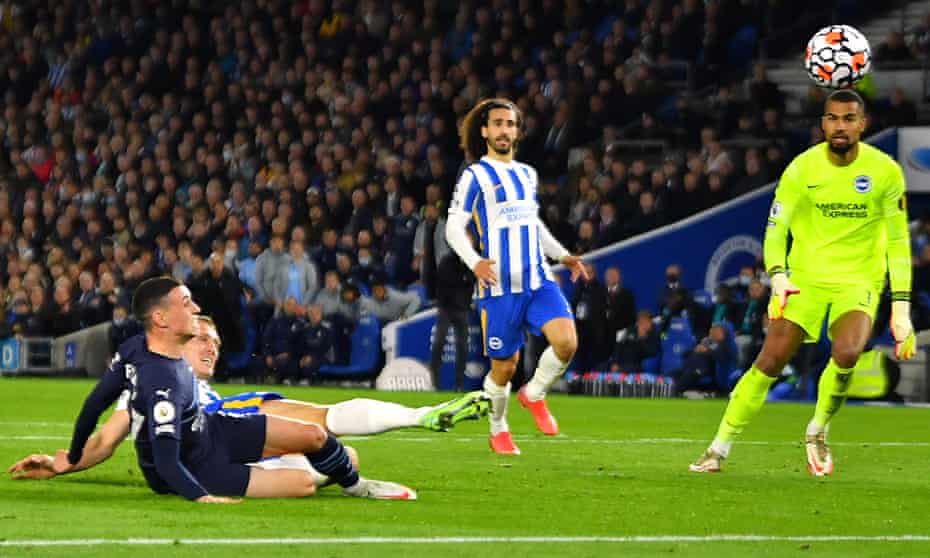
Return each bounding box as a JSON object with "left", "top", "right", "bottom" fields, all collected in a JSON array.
[
  {"left": 854, "top": 175, "right": 872, "bottom": 193},
  {"left": 153, "top": 401, "right": 176, "bottom": 424}
]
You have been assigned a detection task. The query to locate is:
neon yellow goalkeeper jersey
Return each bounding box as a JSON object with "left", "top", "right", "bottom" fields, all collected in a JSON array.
[{"left": 764, "top": 142, "right": 911, "bottom": 297}]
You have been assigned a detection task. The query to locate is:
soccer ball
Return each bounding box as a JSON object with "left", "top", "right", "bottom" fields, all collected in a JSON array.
[{"left": 805, "top": 25, "right": 872, "bottom": 89}]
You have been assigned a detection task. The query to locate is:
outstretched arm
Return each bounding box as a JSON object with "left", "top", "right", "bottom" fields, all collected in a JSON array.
[{"left": 9, "top": 409, "right": 131, "bottom": 479}]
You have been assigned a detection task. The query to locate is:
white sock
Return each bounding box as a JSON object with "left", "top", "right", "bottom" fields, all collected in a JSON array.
[
  {"left": 324, "top": 398, "right": 426, "bottom": 435},
  {"left": 806, "top": 419, "right": 829, "bottom": 437},
  {"left": 710, "top": 439, "right": 732, "bottom": 458},
  {"left": 524, "top": 347, "right": 570, "bottom": 401},
  {"left": 483, "top": 375, "right": 510, "bottom": 435}
]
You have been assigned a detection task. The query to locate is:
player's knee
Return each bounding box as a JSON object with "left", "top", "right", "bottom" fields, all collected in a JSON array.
[
  {"left": 297, "top": 473, "right": 317, "bottom": 497},
  {"left": 551, "top": 331, "right": 578, "bottom": 362},
  {"left": 303, "top": 423, "right": 328, "bottom": 451},
  {"left": 552, "top": 336, "right": 577, "bottom": 362},
  {"left": 831, "top": 345, "right": 860, "bottom": 369},
  {"left": 753, "top": 353, "right": 786, "bottom": 377}
]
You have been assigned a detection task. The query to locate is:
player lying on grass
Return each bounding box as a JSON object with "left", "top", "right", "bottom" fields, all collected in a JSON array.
[
  {"left": 10, "top": 313, "right": 489, "bottom": 488},
  {"left": 19, "top": 277, "right": 418, "bottom": 502}
]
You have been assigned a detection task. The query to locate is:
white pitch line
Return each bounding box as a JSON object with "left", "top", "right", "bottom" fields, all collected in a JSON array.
[
  {"left": 1, "top": 535, "right": 930, "bottom": 547},
  {"left": 0, "top": 421, "right": 71, "bottom": 427},
  {"left": 1, "top": 434, "right": 929, "bottom": 447}
]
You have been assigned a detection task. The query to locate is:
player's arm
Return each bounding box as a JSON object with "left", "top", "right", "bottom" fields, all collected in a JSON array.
[
  {"left": 9, "top": 409, "right": 130, "bottom": 479},
  {"left": 145, "top": 388, "right": 213, "bottom": 502},
  {"left": 63, "top": 357, "right": 129, "bottom": 470},
  {"left": 446, "top": 168, "right": 496, "bottom": 286},
  {"left": 884, "top": 164, "right": 916, "bottom": 359},
  {"left": 538, "top": 220, "right": 588, "bottom": 282},
  {"left": 763, "top": 162, "right": 804, "bottom": 319}
]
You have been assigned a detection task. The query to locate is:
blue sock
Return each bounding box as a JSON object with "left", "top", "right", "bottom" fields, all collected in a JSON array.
[{"left": 305, "top": 434, "right": 359, "bottom": 488}]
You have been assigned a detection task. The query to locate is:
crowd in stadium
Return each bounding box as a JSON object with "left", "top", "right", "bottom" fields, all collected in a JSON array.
[{"left": 0, "top": 0, "right": 928, "bottom": 388}]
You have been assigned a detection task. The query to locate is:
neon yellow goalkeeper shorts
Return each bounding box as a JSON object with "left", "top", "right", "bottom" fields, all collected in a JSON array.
[{"left": 781, "top": 281, "right": 883, "bottom": 343}]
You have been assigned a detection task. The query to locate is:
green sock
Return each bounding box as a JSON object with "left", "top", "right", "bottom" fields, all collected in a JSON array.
[
  {"left": 810, "top": 359, "right": 853, "bottom": 432},
  {"left": 712, "top": 366, "right": 778, "bottom": 453}
]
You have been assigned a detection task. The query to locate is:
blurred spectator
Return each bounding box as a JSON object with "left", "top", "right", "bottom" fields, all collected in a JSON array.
[
  {"left": 237, "top": 240, "right": 263, "bottom": 293},
  {"left": 883, "top": 88, "right": 917, "bottom": 128},
  {"left": 188, "top": 252, "right": 246, "bottom": 376},
  {"left": 604, "top": 266, "right": 637, "bottom": 344},
  {"left": 735, "top": 278, "right": 768, "bottom": 368},
  {"left": 49, "top": 281, "right": 81, "bottom": 337},
  {"left": 360, "top": 274, "right": 421, "bottom": 324},
  {"left": 261, "top": 297, "right": 302, "bottom": 385},
  {"left": 296, "top": 304, "right": 334, "bottom": 386},
  {"left": 285, "top": 239, "right": 321, "bottom": 306},
  {"left": 875, "top": 30, "right": 914, "bottom": 62},
  {"left": 571, "top": 262, "right": 609, "bottom": 370},
  {"left": 674, "top": 322, "right": 738, "bottom": 395},
  {"left": 710, "top": 284, "right": 743, "bottom": 327},
  {"left": 254, "top": 235, "right": 288, "bottom": 314},
  {"left": 429, "top": 251, "right": 475, "bottom": 390},
  {"left": 387, "top": 195, "right": 420, "bottom": 285},
  {"left": 609, "top": 310, "right": 661, "bottom": 373},
  {"left": 314, "top": 271, "right": 347, "bottom": 319},
  {"left": 108, "top": 304, "right": 143, "bottom": 355}
]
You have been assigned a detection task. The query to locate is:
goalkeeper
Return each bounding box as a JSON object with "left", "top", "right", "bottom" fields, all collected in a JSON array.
[{"left": 689, "top": 89, "right": 916, "bottom": 476}]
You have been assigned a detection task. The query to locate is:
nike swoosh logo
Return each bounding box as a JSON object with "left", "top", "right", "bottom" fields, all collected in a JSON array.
[{"left": 807, "top": 185, "right": 820, "bottom": 189}]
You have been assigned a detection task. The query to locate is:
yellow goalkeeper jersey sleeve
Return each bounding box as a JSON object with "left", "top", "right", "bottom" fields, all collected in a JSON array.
[{"left": 764, "top": 142, "right": 911, "bottom": 295}]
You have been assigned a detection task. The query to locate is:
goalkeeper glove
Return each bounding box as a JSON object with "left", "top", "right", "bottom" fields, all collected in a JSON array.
[
  {"left": 891, "top": 300, "right": 917, "bottom": 360},
  {"left": 767, "top": 271, "right": 800, "bottom": 320}
]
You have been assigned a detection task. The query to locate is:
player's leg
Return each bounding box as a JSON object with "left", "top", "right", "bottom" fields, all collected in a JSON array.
[
  {"left": 519, "top": 281, "right": 577, "bottom": 435},
  {"left": 485, "top": 353, "right": 521, "bottom": 454},
  {"left": 805, "top": 296, "right": 875, "bottom": 476},
  {"left": 246, "top": 467, "right": 317, "bottom": 498},
  {"left": 262, "top": 394, "right": 489, "bottom": 435},
  {"left": 477, "top": 295, "right": 525, "bottom": 454},
  {"left": 261, "top": 414, "right": 414, "bottom": 499},
  {"left": 690, "top": 317, "right": 806, "bottom": 472},
  {"left": 249, "top": 446, "right": 360, "bottom": 489}
]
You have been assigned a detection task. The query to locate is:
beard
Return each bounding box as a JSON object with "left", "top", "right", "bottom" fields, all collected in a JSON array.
[
  {"left": 828, "top": 138, "right": 855, "bottom": 155},
  {"left": 487, "top": 137, "right": 513, "bottom": 156}
]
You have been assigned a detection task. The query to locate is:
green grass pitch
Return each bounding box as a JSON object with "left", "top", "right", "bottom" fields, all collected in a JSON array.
[{"left": 0, "top": 377, "right": 928, "bottom": 557}]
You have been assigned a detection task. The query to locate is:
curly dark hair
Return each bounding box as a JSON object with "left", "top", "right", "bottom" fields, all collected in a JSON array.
[{"left": 458, "top": 98, "right": 523, "bottom": 162}]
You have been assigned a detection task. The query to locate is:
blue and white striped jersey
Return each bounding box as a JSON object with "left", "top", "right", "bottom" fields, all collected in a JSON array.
[{"left": 450, "top": 156, "right": 555, "bottom": 299}]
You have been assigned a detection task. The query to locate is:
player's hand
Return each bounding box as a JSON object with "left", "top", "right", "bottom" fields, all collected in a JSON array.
[
  {"left": 472, "top": 259, "right": 498, "bottom": 288},
  {"left": 891, "top": 300, "right": 917, "bottom": 360},
  {"left": 8, "top": 454, "right": 57, "bottom": 480},
  {"left": 51, "top": 449, "right": 74, "bottom": 475},
  {"left": 560, "top": 255, "right": 588, "bottom": 282},
  {"left": 767, "top": 272, "right": 800, "bottom": 320},
  {"left": 196, "top": 495, "right": 242, "bottom": 504}
]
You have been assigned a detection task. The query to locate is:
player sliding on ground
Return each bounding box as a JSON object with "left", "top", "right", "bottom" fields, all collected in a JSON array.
[
  {"left": 689, "top": 89, "right": 916, "bottom": 476},
  {"left": 446, "top": 98, "right": 588, "bottom": 455},
  {"left": 10, "top": 313, "right": 489, "bottom": 488},
  {"left": 29, "top": 277, "right": 419, "bottom": 501}
]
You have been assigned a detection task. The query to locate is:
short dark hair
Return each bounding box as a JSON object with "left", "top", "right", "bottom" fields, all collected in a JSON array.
[
  {"left": 825, "top": 89, "right": 865, "bottom": 112},
  {"left": 132, "top": 276, "right": 183, "bottom": 330}
]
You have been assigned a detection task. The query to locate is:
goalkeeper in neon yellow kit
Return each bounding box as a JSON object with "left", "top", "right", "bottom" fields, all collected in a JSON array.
[{"left": 689, "top": 89, "right": 916, "bottom": 476}]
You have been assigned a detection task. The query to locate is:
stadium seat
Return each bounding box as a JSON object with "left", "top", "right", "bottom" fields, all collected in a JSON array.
[
  {"left": 318, "top": 315, "right": 382, "bottom": 379},
  {"left": 659, "top": 318, "right": 696, "bottom": 376},
  {"left": 692, "top": 289, "right": 713, "bottom": 308}
]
